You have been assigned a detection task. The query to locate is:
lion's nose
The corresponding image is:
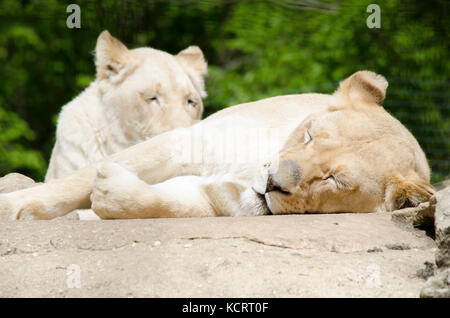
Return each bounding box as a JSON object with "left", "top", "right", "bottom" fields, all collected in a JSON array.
[
  {"left": 265, "top": 159, "right": 301, "bottom": 194},
  {"left": 265, "top": 174, "right": 283, "bottom": 193}
]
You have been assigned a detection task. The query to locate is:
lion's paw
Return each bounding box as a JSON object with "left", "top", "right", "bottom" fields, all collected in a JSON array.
[
  {"left": 0, "top": 194, "right": 19, "bottom": 220},
  {"left": 91, "top": 162, "right": 145, "bottom": 218}
]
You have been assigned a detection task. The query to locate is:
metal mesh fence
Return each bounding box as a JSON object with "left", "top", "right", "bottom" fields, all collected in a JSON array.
[{"left": 384, "top": 78, "right": 449, "bottom": 183}]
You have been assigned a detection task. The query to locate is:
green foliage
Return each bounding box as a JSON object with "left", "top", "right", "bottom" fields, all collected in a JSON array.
[
  {"left": 0, "top": 0, "right": 448, "bottom": 182},
  {"left": 0, "top": 106, "right": 46, "bottom": 176}
]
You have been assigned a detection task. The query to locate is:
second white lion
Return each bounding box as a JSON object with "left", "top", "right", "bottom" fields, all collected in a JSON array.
[{"left": 46, "top": 30, "right": 207, "bottom": 180}]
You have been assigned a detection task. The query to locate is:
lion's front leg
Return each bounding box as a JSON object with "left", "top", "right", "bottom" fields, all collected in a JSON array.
[
  {"left": 91, "top": 162, "right": 216, "bottom": 219},
  {"left": 0, "top": 167, "right": 95, "bottom": 220},
  {"left": 0, "top": 127, "right": 198, "bottom": 220}
]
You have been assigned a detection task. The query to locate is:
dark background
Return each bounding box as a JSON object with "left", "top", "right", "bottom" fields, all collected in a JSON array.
[{"left": 0, "top": 0, "right": 448, "bottom": 182}]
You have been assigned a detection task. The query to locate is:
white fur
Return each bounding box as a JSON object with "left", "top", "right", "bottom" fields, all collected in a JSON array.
[
  {"left": 0, "top": 72, "right": 432, "bottom": 220},
  {"left": 42, "top": 32, "right": 207, "bottom": 219},
  {"left": 46, "top": 32, "right": 207, "bottom": 181}
]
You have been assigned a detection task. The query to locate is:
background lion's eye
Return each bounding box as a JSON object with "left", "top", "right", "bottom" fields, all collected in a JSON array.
[
  {"left": 187, "top": 99, "right": 196, "bottom": 107},
  {"left": 141, "top": 93, "right": 159, "bottom": 104}
]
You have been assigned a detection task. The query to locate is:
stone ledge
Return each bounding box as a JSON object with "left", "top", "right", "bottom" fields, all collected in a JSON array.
[
  {"left": 0, "top": 213, "right": 435, "bottom": 297},
  {"left": 420, "top": 185, "right": 450, "bottom": 298}
]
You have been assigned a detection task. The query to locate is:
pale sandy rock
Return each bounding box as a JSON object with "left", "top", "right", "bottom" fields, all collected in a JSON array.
[
  {"left": 434, "top": 186, "right": 450, "bottom": 269},
  {"left": 420, "top": 269, "right": 450, "bottom": 298},
  {"left": 0, "top": 213, "right": 435, "bottom": 297},
  {"left": 0, "top": 173, "right": 38, "bottom": 193}
]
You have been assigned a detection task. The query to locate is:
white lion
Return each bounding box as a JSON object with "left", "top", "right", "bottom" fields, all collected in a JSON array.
[
  {"left": 46, "top": 30, "right": 207, "bottom": 180},
  {"left": 0, "top": 30, "right": 208, "bottom": 219},
  {"left": 0, "top": 71, "right": 434, "bottom": 220}
]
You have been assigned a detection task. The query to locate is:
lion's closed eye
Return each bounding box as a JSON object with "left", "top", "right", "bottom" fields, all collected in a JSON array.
[
  {"left": 325, "top": 174, "right": 353, "bottom": 190},
  {"left": 139, "top": 92, "right": 158, "bottom": 103},
  {"left": 325, "top": 175, "right": 337, "bottom": 186},
  {"left": 187, "top": 98, "right": 197, "bottom": 107}
]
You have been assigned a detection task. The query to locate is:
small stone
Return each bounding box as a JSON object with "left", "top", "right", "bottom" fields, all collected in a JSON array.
[
  {"left": 367, "top": 247, "right": 383, "bottom": 253},
  {"left": 184, "top": 243, "right": 192, "bottom": 248},
  {"left": 385, "top": 243, "right": 411, "bottom": 250},
  {"left": 153, "top": 241, "right": 161, "bottom": 246},
  {"left": 0, "top": 173, "right": 36, "bottom": 193}
]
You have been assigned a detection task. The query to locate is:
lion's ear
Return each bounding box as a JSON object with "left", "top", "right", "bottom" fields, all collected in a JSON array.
[
  {"left": 334, "top": 71, "right": 388, "bottom": 107},
  {"left": 385, "top": 174, "right": 435, "bottom": 211},
  {"left": 95, "top": 30, "right": 130, "bottom": 82},
  {"left": 176, "top": 46, "right": 208, "bottom": 98},
  {"left": 176, "top": 46, "right": 207, "bottom": 77}
]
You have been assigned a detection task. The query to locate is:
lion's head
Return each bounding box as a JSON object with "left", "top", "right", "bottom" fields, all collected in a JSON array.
[
  {"left": 95, "top": 31, "right": 207, "bottom": 143},
  {"left": 259, "top": 71, "right": 434, "bottom": 214}
]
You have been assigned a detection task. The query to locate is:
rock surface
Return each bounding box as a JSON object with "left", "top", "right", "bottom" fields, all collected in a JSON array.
[
  {"left": 420, "top": 186, "right": 450, "bottom": 298},
  {"left": 420, "top": 269, "right": 450, "bottom": 298},
  {"left": 0, "top": 173, "right": 37, "bottom": 193},
  {"left": 434, "top": 186, "right": 450, "bottom": 269},
  {"left": 391, "top": 200, "right": 435, "bottom": 228},
  {"left": 0, "top": 213, "right": 436, "bottom": 297}
]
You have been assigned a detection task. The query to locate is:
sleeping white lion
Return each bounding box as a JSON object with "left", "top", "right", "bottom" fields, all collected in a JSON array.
[{"left": 0, "top": 71, "right": 434, "bottom": 219}]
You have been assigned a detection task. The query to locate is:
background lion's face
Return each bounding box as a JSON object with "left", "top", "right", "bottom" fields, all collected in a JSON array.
[
  {"left": 96, "top": 32, "right": 207, "bottom": 144},
  {"left": 261, "top": 100, "right": 434, "bottom": 214},
  {"left": 102, "top": 48, "right": 205, "bottom": 140}
]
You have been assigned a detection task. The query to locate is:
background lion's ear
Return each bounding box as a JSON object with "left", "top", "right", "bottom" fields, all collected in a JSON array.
[
  {"left": 176, "top": 46, "right": 208, "bottom": 77},
  {"left": 176, "top": 46, "right": 208, "bottom": 98},
  {"left": 333, "top": 71, "right": 388, "bottom": 107},
  {"left": 95, "top": 30, "right": 130, "bottom": 82},
  {"left": 385, "top": 173, "right": 435, "bottom": 211}
]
